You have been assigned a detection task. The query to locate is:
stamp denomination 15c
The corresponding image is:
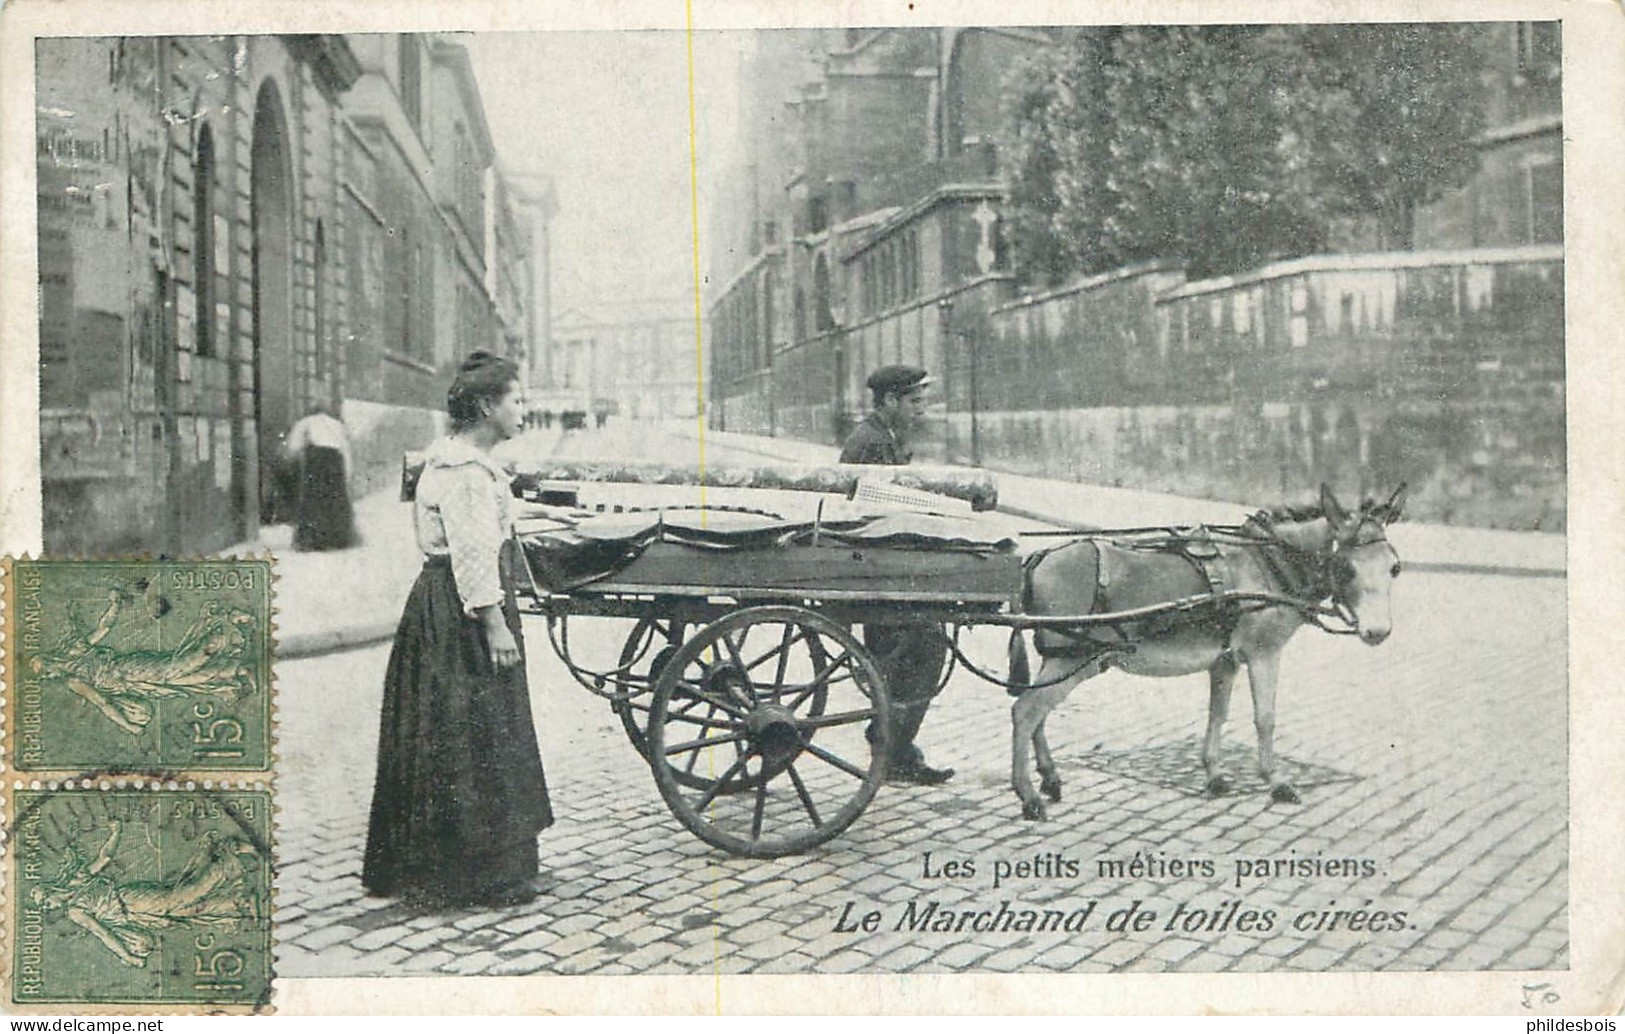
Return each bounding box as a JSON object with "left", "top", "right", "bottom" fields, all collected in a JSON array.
[
  {"left": 5, "top": 559, "right": 272, "bottom": 771},
  {"left": 10, "top": 786, "right": 272, "bottom": 1007}
]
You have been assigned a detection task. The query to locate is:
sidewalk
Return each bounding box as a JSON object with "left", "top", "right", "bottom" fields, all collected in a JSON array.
[
  {"left": 684, "top": 426, "right": 1567, "bottom": 577},
  {"left": 229, "top": 427, "right": 563, "bottom": 659},
  {"left": 229, "top": 482, "right": 420, "bottom": 659},
  {"left": 253, "top": 421, "right": 1563, "bottom": 659}
]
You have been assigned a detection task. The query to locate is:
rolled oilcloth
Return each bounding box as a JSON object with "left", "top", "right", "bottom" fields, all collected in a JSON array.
[
  {"left": 400, "top": 453, "right": 999, "bottom": 510},
  {"left": 513, "top": 459, "right": 998, "bottom": 511}
]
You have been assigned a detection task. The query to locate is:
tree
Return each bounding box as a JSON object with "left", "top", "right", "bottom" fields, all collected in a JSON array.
[
  {"left": 1092, "top": 26, "right": 1329, "bottom": 277},
  {"left": 998, "top": 24, "right": 1489, "bottom": 283},
  {"left": 999, "top": 31, "right": 1117, "bottom": 285},
  {"left": 1281, "top": 23, "right": 1488, "bottom": 249}
]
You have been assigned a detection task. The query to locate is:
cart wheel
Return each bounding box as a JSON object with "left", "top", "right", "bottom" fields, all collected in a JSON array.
[
  {"left": 613, "top": 618, "right": 815, "bottom": 794},
  {"left": 646, "top": 606, "right": 890, "bottom": 857},
  {"left": 610, "top": 619, "right": 685, "bottom": 758},
  {"left": 627, "top": 621, "right": 838, "bottom": 799}
]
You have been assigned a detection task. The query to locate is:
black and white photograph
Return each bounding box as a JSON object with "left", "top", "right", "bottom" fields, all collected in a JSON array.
[{"left": 3, "top": 0, "right": 1621, "bottom": 1017}]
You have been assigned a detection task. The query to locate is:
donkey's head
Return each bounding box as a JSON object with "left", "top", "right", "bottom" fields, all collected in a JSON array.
[{"left": 1320, "top": 483, "right": 1406, "bottom": 646}]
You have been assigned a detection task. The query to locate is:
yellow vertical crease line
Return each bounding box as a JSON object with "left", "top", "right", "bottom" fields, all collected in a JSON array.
[
  {"left": 685, "top": 0, "right": 708, "bottom": 518},
  {"left": 682, "top": 0, "right": 723, "bottom": 1015}
]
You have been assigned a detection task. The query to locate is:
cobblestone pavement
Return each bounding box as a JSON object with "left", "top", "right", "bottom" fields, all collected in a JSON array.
[{"left": 274, "top": 429, "right": 1567, "bottom": 978}]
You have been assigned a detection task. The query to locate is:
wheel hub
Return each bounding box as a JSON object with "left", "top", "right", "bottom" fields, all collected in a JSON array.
[
  {"left": 744, "top": 703, "right": 804, "bottom": 765},
  {"left": 702, "top": 661, "right": 753, "bottom": 707}
]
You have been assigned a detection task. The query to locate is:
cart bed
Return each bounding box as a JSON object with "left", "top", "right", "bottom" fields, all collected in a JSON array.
[{"left": 524, "top": 539, "right": 1024, "bottom": 620}]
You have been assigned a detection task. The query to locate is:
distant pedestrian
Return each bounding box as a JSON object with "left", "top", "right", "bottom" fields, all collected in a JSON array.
[
  {"left": 363, "top": 351, "right": 553, "bottom": 908},
  {"left": 285, "top": 402, "right": 358, "bottom": 552},
  {"left": 840, "top": 364, "right": 954, "bottom": 786}
]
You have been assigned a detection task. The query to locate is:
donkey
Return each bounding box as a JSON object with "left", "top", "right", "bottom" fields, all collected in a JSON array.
[{"left": 1009, "top": 484, "right": 1406, "bottom": 819}]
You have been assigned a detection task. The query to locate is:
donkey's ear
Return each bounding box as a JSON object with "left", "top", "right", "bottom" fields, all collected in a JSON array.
[
  {"left": 1381, "top": 483, "right": 1409, "bottom": 524},
  {"left": 1320, "top": 483, "right": 1351, "bottom": 532}
]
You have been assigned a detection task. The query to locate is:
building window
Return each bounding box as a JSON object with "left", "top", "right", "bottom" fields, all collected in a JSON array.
[
  {"left": 193, "top": 124, "right": 216, "bottom": 358},
  {"left": 744, "top": 278, "right": 759, "bottom": 367},
  {"left": 808, "top": 195, "right": 828, "bottom": 235},
  {"left": 1525, "top": 156, "right": 1563, "bottom": 244},
  {"left": 1515, "top": 21, "right": 1561, "bottom": 80},
  {"left": 1289, "top": 279, "right": 1310, "bottom": 349},
  {"left": 399, "top": 35, "right": 422, "bottom": 130},
  {"left": 858, "top": 229, "right": 923, "bottom": 318},
  {"left": 397, "top": 224, "right": 412, "bottom": 358},
  {"left": 814, "top": 254, "right": 833, "bottom": 331},
  {"left": 398, "top": 227, "right": 431, "bottom": 364},
  {"left": 762, "top": 273, "right": 775, "bottom": 360},
  {"left": 453, "top": 122, "right": 482, "bottom": 234},
  {"left": 901, "top": 228, "right": 919, "bottom": 301},
  {"left": 314, "top": 220, "right": 328, "bottom": 399},
  {"left": 1233, "top": 290, "right": 1252, "bottom": 338},
  {"left": 883, "top": 240, "right": 898, "bottom": 311}
]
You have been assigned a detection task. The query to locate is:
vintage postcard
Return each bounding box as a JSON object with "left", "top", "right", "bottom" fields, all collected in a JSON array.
[{"left": 1, "top": 0, "right": 1621, "bottom": 1017}]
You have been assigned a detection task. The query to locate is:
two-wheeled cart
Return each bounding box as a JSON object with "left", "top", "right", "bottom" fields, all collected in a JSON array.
[{"left": 514, "top": 505, "right": 1327, "bottom": 858}]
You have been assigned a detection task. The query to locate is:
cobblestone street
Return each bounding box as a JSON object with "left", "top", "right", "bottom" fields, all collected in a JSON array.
[{"left": 273, "top": 432, "right": 1567, "bottom": 979}]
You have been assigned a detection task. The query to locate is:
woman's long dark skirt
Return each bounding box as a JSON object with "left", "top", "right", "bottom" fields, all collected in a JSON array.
[
  {"left": 362, "top": 552, "right": 553, "bottom": 905},
  {"left": 293, "top": 446, "right": 358, "bottom": 551}
]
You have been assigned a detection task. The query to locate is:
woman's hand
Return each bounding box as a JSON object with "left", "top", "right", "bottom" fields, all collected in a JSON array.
[{"left": 481, "top": 607, "right": 522, "bottom": 669}]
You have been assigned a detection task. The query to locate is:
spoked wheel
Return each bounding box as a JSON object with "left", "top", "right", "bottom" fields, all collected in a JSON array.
[
  {"left": 611, "top": 617, "right": 826, "bottom": 793},
  {"left": 646, "top": 605, "right": 890, "bottom": 857},
  {"left": 610, "top": 619, "right": 686, "bottom": 759}
]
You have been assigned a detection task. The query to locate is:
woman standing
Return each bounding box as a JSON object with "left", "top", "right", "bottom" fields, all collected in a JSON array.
[
  {"left": 286, "top": 401, "right": 359, "bottom": 551},
  {"left": 363, "top": 352, "right": 553, "bottom": 908}
]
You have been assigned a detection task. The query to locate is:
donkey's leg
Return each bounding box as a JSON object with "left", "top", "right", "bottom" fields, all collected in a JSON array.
[
  {"left": 1033, "top": 719, "right": 1062, "bottom": 803},
  {"left": 1011, "top": 656, "right": 1096, "bottom": 821},
  {"left": 1202, "top": 654, "right": 1240, "bottom": 797},
  {"left": 1246, "top": 650, "right": 1298, "bottom": 803}
]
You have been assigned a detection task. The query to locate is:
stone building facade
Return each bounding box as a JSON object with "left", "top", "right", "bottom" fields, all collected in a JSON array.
[
  {"left": 704, "top": 23, "right": 1565, "bottom": 530},
  {"left": 554, "top": 300, "right": 701, "bottom": 421},
  {"left": 707, "top": 27, "right": 1049, "bottom": 448},
  {"left": 35, "top": 33, "right": 544, "bottom": 554}
]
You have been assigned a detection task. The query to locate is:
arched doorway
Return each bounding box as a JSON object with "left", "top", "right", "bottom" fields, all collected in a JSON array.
[
  {"left": 250, "top": 81, "right": 294, "bottom": 529},
  {"left": 942, "top": 30, "right": 966, "bottom": 160},
  {"left": 813, "top": 253, "right": 834, "bottom": 332}
]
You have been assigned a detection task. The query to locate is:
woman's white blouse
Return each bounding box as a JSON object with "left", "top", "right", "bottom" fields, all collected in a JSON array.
[{"left": 413, "top": 436, "right": 514, "bottom": 616}]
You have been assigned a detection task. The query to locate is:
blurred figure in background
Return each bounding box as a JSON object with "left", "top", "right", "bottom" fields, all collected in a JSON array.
[{"left": 285, "top": 400, "right": 359, "bottom": 552}]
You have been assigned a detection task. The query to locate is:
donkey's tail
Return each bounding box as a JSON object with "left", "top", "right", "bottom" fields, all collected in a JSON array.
[{"left": 1006, "top": 629, "right": 1031, "bottom": 696}]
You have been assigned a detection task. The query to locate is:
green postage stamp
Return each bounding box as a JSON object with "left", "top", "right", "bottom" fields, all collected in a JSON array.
[
  {"left": 10, "top": 786, "right": 272, "bottom": 1006},
  {"left": 5, "top": 559, "right": 272, "bottom": 772}
]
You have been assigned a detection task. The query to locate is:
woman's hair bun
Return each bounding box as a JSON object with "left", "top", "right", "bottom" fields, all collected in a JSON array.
[
  {"left": 446, "top": 350, "right": 521, "bottom": 431},
  {"left": 460, "top": 350, "right": 503, "bottom": 373}
]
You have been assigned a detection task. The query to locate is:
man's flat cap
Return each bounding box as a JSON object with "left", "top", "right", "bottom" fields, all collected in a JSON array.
[{"left": 866, "top": 365, "right": 932, "bottom": 396}]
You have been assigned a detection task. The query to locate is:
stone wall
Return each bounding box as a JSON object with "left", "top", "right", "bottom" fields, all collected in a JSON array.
[{"left": 966, "top": 247, "right": 1564, "bottom": 530}]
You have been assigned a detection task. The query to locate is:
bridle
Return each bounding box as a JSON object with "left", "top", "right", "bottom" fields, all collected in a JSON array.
[{"left": 1240, "top": 509, "right": 1396, "bottom": 636}]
